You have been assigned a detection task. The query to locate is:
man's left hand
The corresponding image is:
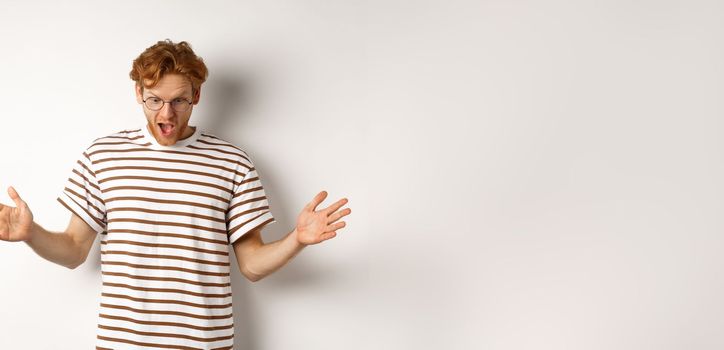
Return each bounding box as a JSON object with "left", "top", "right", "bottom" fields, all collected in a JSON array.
[{"left": 295, "top": 191, "right": 351, "bottom": 246}]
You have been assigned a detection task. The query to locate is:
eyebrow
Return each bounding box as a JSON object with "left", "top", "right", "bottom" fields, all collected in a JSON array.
[{"left": 144, "top": 92, "right": 192, "bottom": 100}]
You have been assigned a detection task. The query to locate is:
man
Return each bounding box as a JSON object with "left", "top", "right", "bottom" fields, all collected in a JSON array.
[{"left": 0, "top": 40, "right": 351, "bottom": 349}]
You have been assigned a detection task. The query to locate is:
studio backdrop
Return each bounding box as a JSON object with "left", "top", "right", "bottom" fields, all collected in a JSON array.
[{"left": 1, "top": 0, "right": 723, "bottom": 349}]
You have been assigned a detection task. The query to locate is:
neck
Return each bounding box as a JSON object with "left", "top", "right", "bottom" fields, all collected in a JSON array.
[{"left": 181, "top": 125, "right": 196, "bottom": 140}]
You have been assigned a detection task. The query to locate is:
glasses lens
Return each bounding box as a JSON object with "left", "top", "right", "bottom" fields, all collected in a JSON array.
[
  {"left": 145, "top": 97, "right": 163, "bottom": 110},
  {"left": 171, "top": 98, "right": 191, "bottom": 112}
]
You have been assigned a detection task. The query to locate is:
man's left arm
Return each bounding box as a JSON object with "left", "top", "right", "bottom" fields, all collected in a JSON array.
[{"left": 232, "top": 191, "right": 351, "bottom": 282}]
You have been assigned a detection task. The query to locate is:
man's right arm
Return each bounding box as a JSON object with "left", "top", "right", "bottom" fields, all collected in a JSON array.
[
  {"left": 0, "top": 186, "right": 97, "bottom": 270},
  {"left": 25, "top": 214, "right": 98, "bottom": 269}
]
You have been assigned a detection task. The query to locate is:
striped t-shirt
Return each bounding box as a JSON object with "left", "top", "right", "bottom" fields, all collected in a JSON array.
[{"left": 57, "top": 125, "right": 275, "bottom": 349}]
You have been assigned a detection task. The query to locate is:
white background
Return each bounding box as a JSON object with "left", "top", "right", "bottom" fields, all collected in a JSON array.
[{"left": 1, "top": 0, "right": 723, "bottom": 349}]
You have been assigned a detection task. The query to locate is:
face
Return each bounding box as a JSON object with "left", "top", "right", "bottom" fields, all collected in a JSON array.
[{"left": 135, "top": 73, "right": 201, "bottom": 146}]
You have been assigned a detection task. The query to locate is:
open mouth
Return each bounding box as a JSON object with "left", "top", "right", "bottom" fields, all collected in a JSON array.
[{"left": 158, "top": 123, "right": 175, "bottom": 137}]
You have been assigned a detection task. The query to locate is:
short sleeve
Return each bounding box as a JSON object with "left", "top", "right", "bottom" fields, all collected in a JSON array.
[
  {"left": 227, "top": 156, "right": 276, "bottom": 245},
  {"left": 56, "top": 150, "right": 107, "bottom": 234}
]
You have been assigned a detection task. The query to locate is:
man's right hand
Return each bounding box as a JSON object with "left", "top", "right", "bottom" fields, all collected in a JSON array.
[{"left": 0, "top": 186, "right": 35, "bottom": 242}]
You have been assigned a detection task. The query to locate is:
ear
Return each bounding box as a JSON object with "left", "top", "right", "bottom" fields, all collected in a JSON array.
[
  {"left": 192, "top": 86, "right": 201, "bottom": 105},
  {"left": 135, "top": 84, "right": 143, "bottom": 104}
]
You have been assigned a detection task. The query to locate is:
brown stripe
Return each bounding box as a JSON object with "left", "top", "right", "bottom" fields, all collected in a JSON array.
[
  {"left": 104, "top": 239, "right": 229, "bottom": 256},
  {"left": 99, "top": 313, "right": 233, "bottom": 331},
  {"left": 200, "top": 133, "right": 224, "bottom": 141},
  {"left": 105, "top": 196, "right": 226, "bottom": 213},
  {"left": 92, "top": 156, "right": 245, "bottom": 177},
  {"left": 241, "top": 174, "right": 259, "bottom": 184},
  {"left": 98, "top": 324, "right": 233, "bottom": 343},
  {"left": 198, "top": 139, "right": 242, "bottom": 152},
  {"left": 247, "top": 217, "right": 274, "bottom": 237},
  {"left": 103, "top": 185, "right": 228, "bottom": 203},
  {"left": 94, "top": 141, "right": 152, "bottom": 147},
  {"left": 89, "top": 147, "right": 249, "bottom": 170},
  {"left": 102, "top": 261, "right": 228, "bottom": 277},
  {"left": 67, "top": 177, "right": 105, "bottom": 208},
  {"left": 198, "top": 136, "right": 246, "bottom": 155},
  {"left": 103, "top": 327, "right": 226, "bottom": 346},
  {"left": 99, "top": 175, "right": 232, "bottom": 194},
  {"left": 71, "top": 169, "right": 101, "bottom": 191},
  {"left": 57, "top": 196, "right": 105, "bottom": 228},
  {"left": 99, "top": 303, "right": 232, "bottom": 320},
  {"left": 240, "top": 175, "right": 259, "bottom": 185},
  {"left": 227, "top": 206, "right": 269, "bottom": 224},
  {"left": 64, "top": 183, "right": 101, "bottom": 207},
  {"left": 102, "top": 281, "right": 232, "bottom": 297},
  {"left": 232, "top": 185, "right": 263, "bottom": 199},
  {"left": 188, "top": 144, "right": 246, "bottom": 159},
  {"left": 97, "top": 335, "right": 202, "bottom": 350},
  {"left": 77, "top": 159, "right": 97, "bottom": 177},
  {"left": 95, "top": 165, "right": 240, "bottom": 186},
  {"left": 108, "top": 207, "right": 226, "bottom": 223},
  {"left": 107, "top": 218, "right": 226, "bottom": 234},
  {"left": 106, "top": 228, "right": 227, "bottom": 245},
  {"left": 228, "top": 211, "right": 273, "bottom": 237},
  {"left": 63, "top": 186, "right": 105, "bottom": 217},
  {"left": 96, "top": 347, "right": 112, "bottom": 350},
  {"left": 101, "top": 248, "right": 228, "bottom": 266},
  {"left": 102, "top": 271, "right": 230, "bottom": 287},
  {"left": 101, "top": 135, "right": 144, "bottom": 140},
  {"left": 102, "top": 293, "right": 232, "bottom": 309},
  {"left": 228, "top": 195, "right": 267, "bottom": 213}
]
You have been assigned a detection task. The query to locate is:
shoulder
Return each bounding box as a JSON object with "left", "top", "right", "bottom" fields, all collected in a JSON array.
[
  {"left": 85, "top": 128, "right": 145, "bottom": 154},
  {"left": 196, "top": 131, "right": 252, "bottom": 163},
  {"left": 91, "top": 127, "right": 144, "bottom": 144}
]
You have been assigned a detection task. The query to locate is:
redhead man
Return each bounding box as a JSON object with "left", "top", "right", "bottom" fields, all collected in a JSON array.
[{"left": 0, "top": 39, "right": 351, "bottom": 349}]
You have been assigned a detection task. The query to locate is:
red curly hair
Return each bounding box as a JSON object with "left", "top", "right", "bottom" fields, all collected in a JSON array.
[{"left": 130, "top": 39, "right": 208, "bottom": 93}]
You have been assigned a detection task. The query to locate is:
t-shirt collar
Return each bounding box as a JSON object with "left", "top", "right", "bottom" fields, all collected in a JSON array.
[{"left": 142, "top": 123, "right": 200, "bottom": 149}]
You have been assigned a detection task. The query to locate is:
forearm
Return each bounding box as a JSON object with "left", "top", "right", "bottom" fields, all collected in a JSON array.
[
  {"left": 244, "top": 229, "right": 306, "bottom": 281},
  {"left": 24, "top": 222, "right": 84, "bottom": 269}
]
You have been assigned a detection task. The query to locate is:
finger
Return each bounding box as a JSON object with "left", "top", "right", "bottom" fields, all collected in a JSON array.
[
  {"left": 319, "top": 231, "right": 337, "bottom": 242},
  {"left": 326, "top": 221, "right": 346, "bottom": 232},
  {"left": 8, "top": 186, "right": 24, "bottom": 208},
  {"left": 323, "top": 197, "right": 349, "bottom": 216},
  {"left": 328, "top": 208, "right": 351, "bottom": 224},
  {"left": 304, "top": 191, "right": 328, "bottom": 212}
]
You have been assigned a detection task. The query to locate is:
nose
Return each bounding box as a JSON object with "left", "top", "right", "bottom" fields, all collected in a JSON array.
[{"left": 158, "top": 101, "right": 175, "bottom": 118}]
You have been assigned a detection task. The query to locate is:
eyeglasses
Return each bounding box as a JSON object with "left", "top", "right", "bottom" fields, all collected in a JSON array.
[{"left": 142, "top": 96, "right": 193, "bottom": 112}]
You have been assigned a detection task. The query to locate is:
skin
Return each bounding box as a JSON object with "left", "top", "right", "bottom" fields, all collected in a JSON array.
[
  {"left": 135, "top": 74, "right": 199, "bottom": 146},
  {"left": 0, "top": 73, "right": 352, "bottom": 282}
]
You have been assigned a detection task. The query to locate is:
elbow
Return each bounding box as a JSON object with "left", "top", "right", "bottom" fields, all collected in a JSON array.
[
  {"left": 243, "top": 266, "right": 265, "bottom": 282},
  {"left": 64, "top": 254, "right": 87, "bottom": 270},
  {"left": 64, "top": 261, "right": 81, "bottom": 270},
  {"left": 246, "top": 271, "right": 265, "bottom": 282},
  {"left": 248, "top": 275, "right": 263, "bottom": 283}
]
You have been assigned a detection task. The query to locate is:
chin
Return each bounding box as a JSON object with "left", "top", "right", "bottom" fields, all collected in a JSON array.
[{"left": 153, "top": 130, "right": 178, "bottom": 145}]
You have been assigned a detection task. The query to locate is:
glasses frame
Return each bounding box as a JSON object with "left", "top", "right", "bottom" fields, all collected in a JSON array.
[{"left": 142, "top": 96, "right": 194, "bottom": 112}]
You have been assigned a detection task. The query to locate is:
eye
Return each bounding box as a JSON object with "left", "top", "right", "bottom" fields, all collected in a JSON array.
[
  {"left": 173, "top": 98, "right": 188, "bottom": 104},
  {"left": 148, "top": 97, "right": 162, "bottom": 103}
]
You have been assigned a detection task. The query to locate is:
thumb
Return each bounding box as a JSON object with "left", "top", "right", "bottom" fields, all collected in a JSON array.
[{"left": 8, "top": 186, "right": 25, "bottom": 208}]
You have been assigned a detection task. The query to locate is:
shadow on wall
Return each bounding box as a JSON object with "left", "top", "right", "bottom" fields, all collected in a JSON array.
[
  {"left": 207, "top": 67, "right": 260, "bottom": 350},
  {"left": 205, "top": 67, "right": 341, "bottom": 350}
]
